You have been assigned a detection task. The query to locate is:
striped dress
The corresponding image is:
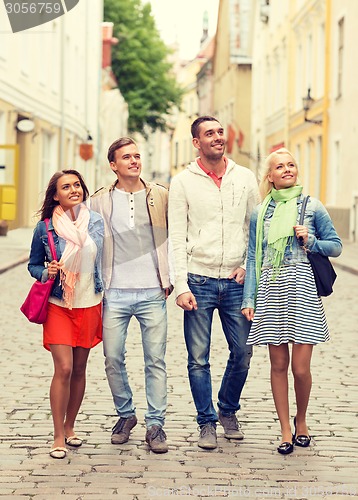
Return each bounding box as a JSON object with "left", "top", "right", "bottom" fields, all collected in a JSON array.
[{"left": 246, "top": 262, "right": 330, "bottom": 345}]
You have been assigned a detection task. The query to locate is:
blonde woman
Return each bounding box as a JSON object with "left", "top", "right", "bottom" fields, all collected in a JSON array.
[{"left": 241, "top": 148, "right": 342, "bottom": 454}]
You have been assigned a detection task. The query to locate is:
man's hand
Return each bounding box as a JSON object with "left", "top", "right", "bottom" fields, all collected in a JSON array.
[
  {"left": 241, "top": 308, "right": 254, "bottom": 321},
  {"left": 176, "top": 291, "right": 198, "bottom": 311},
  {"left": 228, "top": 267, "right": 246, "bottom": 284}
]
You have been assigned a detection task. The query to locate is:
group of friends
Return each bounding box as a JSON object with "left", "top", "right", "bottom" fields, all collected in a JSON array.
[{"left": 27, "top": 115, "right": 342, "bottom": 459}]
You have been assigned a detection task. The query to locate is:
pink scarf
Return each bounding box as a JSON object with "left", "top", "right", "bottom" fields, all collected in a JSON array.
[{"left": 52, "top": 204, "right": 90, "bottom": 309}]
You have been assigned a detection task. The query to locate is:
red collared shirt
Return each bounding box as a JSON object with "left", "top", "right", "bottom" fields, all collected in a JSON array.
[{"left": 197, "top": 157, "right": 228, "bottom": 188}]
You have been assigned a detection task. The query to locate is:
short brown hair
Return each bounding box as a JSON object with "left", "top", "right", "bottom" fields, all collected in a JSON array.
[
  {"left": 191, "top": 116, "right": 220, "bottom": 139},
  {"left": 107, "top": 137, "right": 137, "bottom": 163}
]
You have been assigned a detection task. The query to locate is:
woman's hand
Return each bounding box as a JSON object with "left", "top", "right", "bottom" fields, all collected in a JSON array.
[
  {"left": 242, "top": 308, "right": 254, "bottom": 321},
  {"left": 293, "top": 225, "right": 309, "bottom": 246},
  {"left": 48, "top": 260, "right": 60, "bottom": 280}
]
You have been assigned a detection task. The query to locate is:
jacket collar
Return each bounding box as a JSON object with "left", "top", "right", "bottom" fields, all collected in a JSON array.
[{"left": 109, "top": 177, "right": 154, "bottom": 194}]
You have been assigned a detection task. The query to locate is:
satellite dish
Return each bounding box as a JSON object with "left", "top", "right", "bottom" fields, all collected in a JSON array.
[{"left": 17, "top": 119, "right": 35, "bottom": 133}]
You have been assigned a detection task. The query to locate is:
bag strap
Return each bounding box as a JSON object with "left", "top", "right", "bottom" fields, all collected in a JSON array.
[
  {"left": 299, "top": 195, "right": 310, "bottom": 225},
  {"left": 298, "top": 195, "right": 310, "bottom": 246},
  {"left": 44, "top": 218, "right": 58, "bottom": 261}
]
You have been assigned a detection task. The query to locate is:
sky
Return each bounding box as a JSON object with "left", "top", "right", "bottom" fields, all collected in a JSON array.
[{"left": 147, "top": 0, "right": 219, "bottom": 60}]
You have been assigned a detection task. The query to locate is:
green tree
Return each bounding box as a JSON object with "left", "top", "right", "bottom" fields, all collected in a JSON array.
[{"left": 104, "top": 0, "right": 183, "bottom": 134}]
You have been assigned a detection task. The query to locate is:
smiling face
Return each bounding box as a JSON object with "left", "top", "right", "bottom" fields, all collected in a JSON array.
[
  {"left": 110, "top": 143, "right": 142, "bottom": 181},
  {"left": 192, "top": 120, "right": 226, "bottom": 162},
  {"left": 267, "top": 152, "right": 298, "bottom": 190},
  {"left": 53, "top": 174, "right": 84, "bottom": 211}
]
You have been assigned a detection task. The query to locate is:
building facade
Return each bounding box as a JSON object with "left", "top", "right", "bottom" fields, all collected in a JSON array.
[
  {"left": 249, "top": 0, "right": 358, "bottom": 239},
  {"left": 0, "top": 1, "right": 103, "bottom": 229},
  {"left": 212, "top": 0, "right": 254, "bottom": 168}
]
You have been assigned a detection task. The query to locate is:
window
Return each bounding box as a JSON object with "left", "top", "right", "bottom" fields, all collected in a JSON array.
[
  {"left": 315, "top": 136, "right": 322, "bottom": 199},
  {"left": 317, "top": 23, "right": 325, "bottom": 95},
  {"left": 304, "top": 140, "right": 311, "bottom": 190},
  {"left": 295, "top": 44, "right": 303, "bottom": 111},
  {"left": 0, "top": 112, "right": 5, "bottom": 144},
  {"left": 306, "top": 34, "right": 312, "bottom": 91},
  {"left": 41, "top": 132, "right": 57, "bottom": 191},
  {"left": 337, "top": 17, "right": 344, "bottom": 98}
]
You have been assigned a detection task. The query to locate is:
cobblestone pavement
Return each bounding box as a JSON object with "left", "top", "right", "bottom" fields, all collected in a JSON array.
[{"left": 0, "top": 263, "right": 357, "bottom": 500}]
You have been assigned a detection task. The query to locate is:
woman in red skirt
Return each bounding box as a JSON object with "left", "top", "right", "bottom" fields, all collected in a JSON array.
[{"left": 28, "top": 170, "right": 104, "bottom": 459}]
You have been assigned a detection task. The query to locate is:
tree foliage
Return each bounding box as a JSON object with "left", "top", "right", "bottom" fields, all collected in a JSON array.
[{"left": 104, "top": 0, "right": 183, "bottom": 134}]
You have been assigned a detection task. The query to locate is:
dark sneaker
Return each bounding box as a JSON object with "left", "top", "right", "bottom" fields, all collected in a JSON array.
[
  {"left": 111, "top": 415, "right": 137, "bottom": 444},
  {"left": 218, "top": 411, "right": 244, "bottom": 440},
  {"left": 145, "top": 425, "right": 168, "bottom": 453},
  {"left": 198, "top": 423, "right": 217, "bottom": 449}
]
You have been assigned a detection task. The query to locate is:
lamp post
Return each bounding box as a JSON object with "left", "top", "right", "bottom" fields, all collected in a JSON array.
[{"left": 302, "top": 88, "right": 322, "bottom": 125}]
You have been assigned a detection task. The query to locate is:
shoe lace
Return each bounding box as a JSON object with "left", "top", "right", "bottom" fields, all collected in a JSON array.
[
  {"left": 199, "top": 423, "right": 216, "bottom": 437},
  {"left": 222, "top": 414, "right": 240, "bottom": 431},
  {"left": 112, "top": 418, "right": 126, "bottom": 433},
  {"left": 149, "top": 426, "right": 167, "bottom": 442}
]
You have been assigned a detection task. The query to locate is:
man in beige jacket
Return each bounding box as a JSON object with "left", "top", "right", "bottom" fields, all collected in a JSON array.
[
  {"left": 91, "top": 137, "right": 172, "bottom": 453},
  {"left": 168, "top": 116, "right": 259, "bottom": 450}
]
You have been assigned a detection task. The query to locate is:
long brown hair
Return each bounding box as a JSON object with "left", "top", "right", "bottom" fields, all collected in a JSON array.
[{"left": 38, "top": 170, "right": 89, "bottom": 220}]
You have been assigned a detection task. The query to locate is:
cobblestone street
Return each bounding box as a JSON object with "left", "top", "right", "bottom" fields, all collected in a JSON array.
[{"left": 0, "top": 262, "right": 357, "bottom": 499}]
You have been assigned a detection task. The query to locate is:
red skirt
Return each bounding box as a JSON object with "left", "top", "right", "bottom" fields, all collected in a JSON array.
[{"left": 43, "top": 302, "right": 102, "bottom": 351}]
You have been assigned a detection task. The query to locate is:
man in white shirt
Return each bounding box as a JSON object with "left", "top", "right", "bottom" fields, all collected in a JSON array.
[
  {"left": 168, "top": 116, "right": 259, "bottom": 450},
  {"left": 91, "top": 137, "right": 172, "bottom": 453}
]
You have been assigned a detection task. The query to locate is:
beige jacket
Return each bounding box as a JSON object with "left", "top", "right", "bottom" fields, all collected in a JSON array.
[
  {"left": 91, "top": 179, "right": 172, "bottom": 291},
  {"left": 168, "top": 158, "right": 260, "bottom": 297}
]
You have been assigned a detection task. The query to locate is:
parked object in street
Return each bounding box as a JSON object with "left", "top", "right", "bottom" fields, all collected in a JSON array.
[
  {"left": 27, "top": 170, "right": 104, "bottom": 458},
  {"left": 91, "top": 137, "right": 172, "bottom": 453},
  {"left": 241, "top": 148, "right": 342, "bottom": 454},
  {"left": 168, "top": 116, "right": 259, "bottom": 449}
]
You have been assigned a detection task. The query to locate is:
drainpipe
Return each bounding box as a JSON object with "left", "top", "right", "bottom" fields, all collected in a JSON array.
[{"left": 59, "top": 15, "right": 65, "bottom": 169}]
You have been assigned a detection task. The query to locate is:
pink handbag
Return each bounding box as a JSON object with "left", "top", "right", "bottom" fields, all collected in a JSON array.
[{"left": 20, "top": 219, "right": 58, "bottom": 324}]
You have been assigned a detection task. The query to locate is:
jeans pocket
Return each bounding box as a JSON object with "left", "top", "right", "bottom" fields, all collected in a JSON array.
[
  {"left": 187, "top": 273, "right": 209, "bottom": 286},
  {"left": 143, "top": 288, "right": 165, "bottom": 301}
]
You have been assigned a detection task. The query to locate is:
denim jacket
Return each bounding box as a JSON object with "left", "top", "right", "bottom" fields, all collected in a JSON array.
[
  {"left": 242, "top": 195, "right": 342, "bottom": 310},
  {"left": 28, "top": 210, "right": 104, "bottom": 300}
]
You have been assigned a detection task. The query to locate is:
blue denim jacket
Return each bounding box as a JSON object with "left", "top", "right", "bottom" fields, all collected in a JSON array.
[
  {"left": 28, "top": 210, "right": 104, "bottom": 300},
  {"left": 242, "top": 195, "right": 342, "bottom": 309}
]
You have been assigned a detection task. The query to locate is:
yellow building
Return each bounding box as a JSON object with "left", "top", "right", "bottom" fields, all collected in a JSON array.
[{"left": 250, "top": 0, "right": 357, "bottom": 238}]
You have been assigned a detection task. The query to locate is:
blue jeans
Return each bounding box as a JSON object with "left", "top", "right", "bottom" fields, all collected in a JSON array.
[
  {"left": 184, "top": 274, "right": 252, "bottom": 426},
  {"left": 103, "top": 288, "right": 167, "bottom": 428}
]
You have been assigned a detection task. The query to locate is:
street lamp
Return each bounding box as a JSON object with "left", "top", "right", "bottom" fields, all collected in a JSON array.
[{"left": 302, "top": 88, "right": 322, "bottom": 125}]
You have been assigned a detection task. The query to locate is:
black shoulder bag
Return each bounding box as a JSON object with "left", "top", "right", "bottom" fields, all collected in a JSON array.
[{"left": 298, "top": 195, "right": 337, "bottom": 297}]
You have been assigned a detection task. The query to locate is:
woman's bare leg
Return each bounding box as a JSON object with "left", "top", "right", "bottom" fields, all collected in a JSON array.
[
  {"left": 291, "top": 343, "right": 313, "bottom": 437},
  {"left": 269, "top": 344, "right": 292, "bottom": 443},
  {"left": 49, "top": 345, "right": 73, "bottom": 449},
  {"left": 64, "top": 347, "right": 90, "bottom": 438}
]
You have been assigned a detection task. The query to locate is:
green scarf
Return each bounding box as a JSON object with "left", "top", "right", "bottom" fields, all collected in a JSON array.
[{"left": 255, "top": 185, "right": 303, "bottom": 287}]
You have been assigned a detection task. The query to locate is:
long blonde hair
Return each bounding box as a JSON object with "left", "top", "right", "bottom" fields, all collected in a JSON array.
[{"left": 259, "top": 148, "right": 299, "bottom": 200}]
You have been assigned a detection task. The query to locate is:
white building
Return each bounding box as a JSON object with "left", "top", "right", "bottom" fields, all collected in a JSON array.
[{"left": 0, "top": 0, "right": 103, "bottom": 228}]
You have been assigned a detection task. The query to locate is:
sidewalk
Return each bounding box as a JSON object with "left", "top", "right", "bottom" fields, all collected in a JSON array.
[
  {"left": 0, "top": 227, "right": 356, "bottom": 276},
  {"left": 0, "top": 227, "right": 34, "bottom": 274},
  {"left": 0, "top": 230, "right": 357, "bottom": 499}
]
